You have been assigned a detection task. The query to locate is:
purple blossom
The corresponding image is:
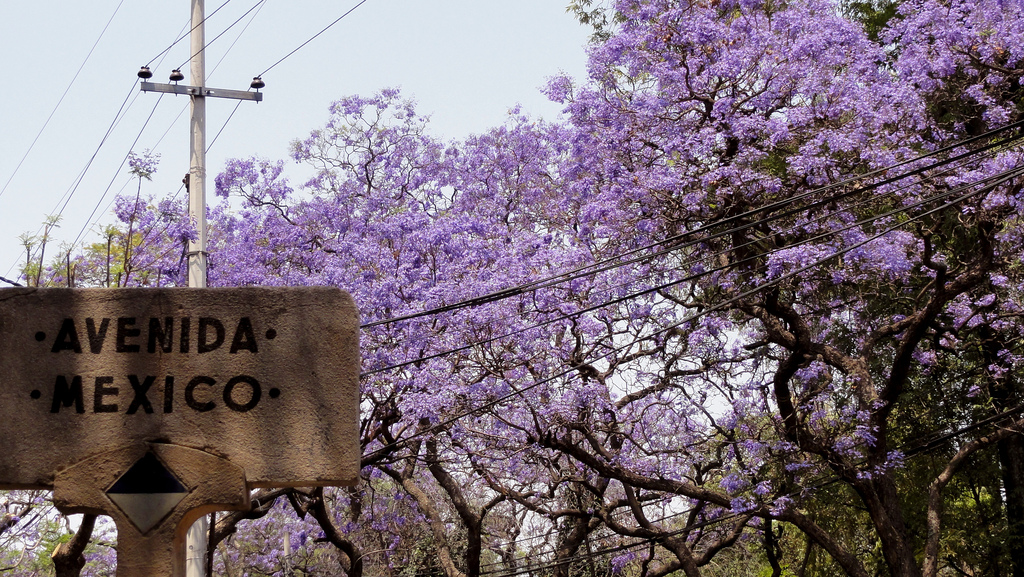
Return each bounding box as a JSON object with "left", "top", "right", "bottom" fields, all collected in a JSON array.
[
  {"left": 127, "top": 149, "right": 160, "bottom": 180},
  {"left": 37, "top": 1, "right": 1024, "bottom": 574}
]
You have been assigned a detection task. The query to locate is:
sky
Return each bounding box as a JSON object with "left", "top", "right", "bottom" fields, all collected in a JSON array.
[{"left": 0, "top": 0, "right": 592, "bottom": 284}]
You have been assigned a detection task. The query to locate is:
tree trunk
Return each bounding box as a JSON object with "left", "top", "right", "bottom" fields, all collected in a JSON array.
[
  {"left": 426, "top": 438, "right": 483, "bottom": 577},
  {"left": 51, "top": 514, "right": 96, "bottom": 577},
  {"left": 309, "top": 488, "right": 363, "bottom": 577},
  {"left": 553, "top": 514, "right": 599, "bottom": 577},
  {"left": 981, "top": 326, "right": 1024, "bottom": 577},
  {"left": 381, "top": 466, "right": 467, "bottom": 577},
  {"left": 999, "top": 434, "right": 1024, "bottom": 577},
  {"left": 856, "top": 477, "right": 922, "bottom": 577}
]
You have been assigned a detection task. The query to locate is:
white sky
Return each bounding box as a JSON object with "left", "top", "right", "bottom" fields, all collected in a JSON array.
[{"left": 0, "top": 0, "right": 591, "bottom": 283}]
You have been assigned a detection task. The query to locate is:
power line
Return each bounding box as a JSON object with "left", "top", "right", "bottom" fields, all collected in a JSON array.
[
  {"left": 0, "top": 0, "right": 127, "bottom": 203},
  {"left": 474, "top": 400, "right": 1024, "bottom": 577},
  {"left": 55, "top": 87, "right": 143, "bottom": 219},
  {"left": 363, "top": 165, "right": 1020, "bottom": 462},
  {"left": 256, "top": 0, "right": 369, "bottom": 77},
  {"left": 531, "top": 157, "right": 971, "bottom": 329},
  {"left": 69, "top": 95, "right": 167, "bottom": 251},
  {"left": 363, "top": 169, "right": 1022, "bottom": 577},
  {"left": 146, "top": 0, "right": 234, "bottom": 68},
  {"left": 173, "top": 0, "right": 267, "bottom": 73},
  {"left": 469, "top": 343, "right": 1024, "bottom": 572},
  {"left": 360, "top": 121, "right": 1024, "bottom": 330},
  {"left": 366, "top": 145, "right": 991, "bottom": 357},
  {"left": 91, "top": 0, "right": 269, "bottom": 227},
  {"left": 355, "top": 140, "right": 1024, "bottom": 474},
  {"left": 358, "top": 182, "right": 1008, "bottom": 468},
  {"left": 205, "top": 0, "right": 270, "bottom": 89},
  {"left": 360, "top": 157, "right": 1021, "bottom": 378},
  {"left": 67, "top": 0, "right": 270, "bottom": 282},
  {"left": 3, "top": 11, "right": 196, "bottom": 282},
  {"left": 209, "top": 101, "right": 245, "bottom": 152},
  {"left": 2, "top": 79, "right": 141, "bottom": 281}
]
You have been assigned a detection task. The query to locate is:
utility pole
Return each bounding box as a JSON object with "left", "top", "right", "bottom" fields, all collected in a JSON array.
[
  {"left": 188, "top": 0, "right": 208, "bottom": 290},
  {"left": 138, "top": 0, "right": 264, "bottom": 574},
  {"left": 140, "top": 3, "right": 263, "bottom": 289}
]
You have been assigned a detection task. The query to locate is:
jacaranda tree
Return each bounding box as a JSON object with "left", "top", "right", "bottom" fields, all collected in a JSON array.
[{"left": 13, "top": 0, "right": 1024, "bottom": 575}]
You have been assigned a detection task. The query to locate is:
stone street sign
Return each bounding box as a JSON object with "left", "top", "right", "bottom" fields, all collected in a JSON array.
[
  {"left": 54, "top": 443, "right": 250, "bottom": 576},
  {"left": 0, "top": 286, "right": 361, "bottom": 489}
]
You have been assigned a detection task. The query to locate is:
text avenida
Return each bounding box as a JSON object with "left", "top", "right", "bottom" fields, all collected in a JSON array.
[{"left": 40, "top": 317, "right": 279, "bottom": 414}]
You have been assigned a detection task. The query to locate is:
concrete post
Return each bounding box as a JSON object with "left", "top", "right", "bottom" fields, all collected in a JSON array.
[
  {"left": 186, "top": 0, "right": 210, "bottom": 572},
  {"left": 187, "top": 0, "right": 208, "bottom": 289}
]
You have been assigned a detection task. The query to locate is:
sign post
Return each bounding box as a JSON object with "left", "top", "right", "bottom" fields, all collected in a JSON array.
[{"left": 0, "top": 286, "right": 360, "bottom": 575}]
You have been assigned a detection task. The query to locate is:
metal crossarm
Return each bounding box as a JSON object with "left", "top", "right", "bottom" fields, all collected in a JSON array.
[{"left": 140, "top": 81, "right": 263, "bottom": 102}]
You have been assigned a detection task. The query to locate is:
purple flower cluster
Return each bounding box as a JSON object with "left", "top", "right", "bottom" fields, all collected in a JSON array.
[{"left": 32, "top": 0, "right": 1024, "bottom": 573}]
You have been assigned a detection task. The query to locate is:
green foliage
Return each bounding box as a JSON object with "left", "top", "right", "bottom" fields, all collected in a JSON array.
[
  {"left": 840, "top": 0, "right": 900, "bottom": 42},
  {"left": 566, "top": 0, "right": 617, "bottom": 42}
]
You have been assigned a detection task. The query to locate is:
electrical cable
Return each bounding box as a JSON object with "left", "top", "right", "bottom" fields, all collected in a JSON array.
[
  {"left": 358, "top": 137, "right": 1015, "bottom": 354},
  {"left": 146, "top": 0, "right": 234, "bottom": 67},
  {"left": 360, "top": 160, "right": 1023, "bottom": 378},
  {"left": 389, "top": 174, "right": 1024, "bottom": 575},
  {"left": 144, "top": 0, "right": 267, "bottom": 199},
  {"left": 354, "top": 150, "right": 1024, "bottom": 473},
  {"left": 450, "top": 147, "right": 989, "bottom": 342},
  {"left": 90, "top": 15, "right": 194, "bottom": 229},
  {"left": 4, "top": 10, "right": 195, "bottom": 282},
  {"left": 77, "top": 0, "right": 270, "bottom": 282},
  {"left": 360, "top": 120, "right": 1024, "bottom": 329},
  {"left": 359, "top": 182, "right": 1012, "bottom": 473},
  {"left": 2, "top": 80, "right": 141, "bottom": 281},
  {"left": 209, "top": 100, "right": 244, "bottom": 152},
  {"left": 69, "top": 94, "right": 167, "bottom": 251},
  {"left": 55, "top": 87, "right": 144, "bottom": 219},
  {"left": 173, "top": 0, "right": 267, "bottom": 72},
  {"left": 143, "top": 0, "right": 271, "bottom": 280},
  {"left": 213, "top": 137, "right": 1023, "bottom": 573},
  {"left": 85, "top": 81, "right": 244, "bottom": 285},
  {"left": 343, "top": 157, "right": 1024, "bottom": 572},
  {"left": 374, "top": 126, "right": 1022, "bottom": 331},
  {"left": 256, "top": 0, "right": 369, "bottom": 77},
  {"left": 93, "top": 46, "right": 254, "bottom": 241},
  {"left": 210, "top": 0, "right": 271, "bottom": 87},
  {"left": 474, "top": 399, "right": 1024, "bottom": 577},
  {"left": 0, "top": 0, "right": 127, "bottom": 203},
  {"left": 362, "top": 196, "right": 1015, "bottom": 471},
  {"left": 362, "top": 164, "right": 1022, "bottom": 462}
]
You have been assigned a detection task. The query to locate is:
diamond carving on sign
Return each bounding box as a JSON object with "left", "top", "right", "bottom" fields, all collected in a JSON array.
[{"left": 105, "top": 452, "right": 190, "bottom": 534}]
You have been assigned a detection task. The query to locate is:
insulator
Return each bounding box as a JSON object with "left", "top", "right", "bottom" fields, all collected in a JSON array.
[
  {"left": 169, "top": 69, "right": 185, "bottom": 82},
  {"left": 137, "top": 66, "right": 153, "bottom": 79},
  {"left": 250, "top": 76, "right": 266, "bottom": 90}
]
